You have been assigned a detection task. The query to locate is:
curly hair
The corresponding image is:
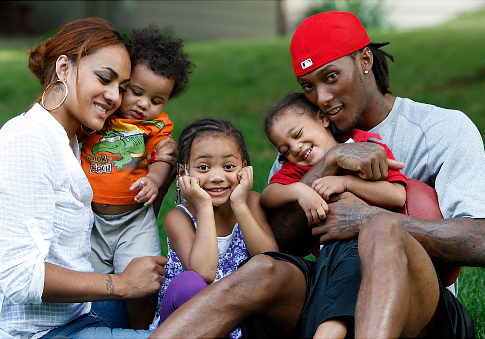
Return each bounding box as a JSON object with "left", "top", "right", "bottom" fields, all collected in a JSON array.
[{"left": 130, "top": 25, "right": 194, "bottom": 98}]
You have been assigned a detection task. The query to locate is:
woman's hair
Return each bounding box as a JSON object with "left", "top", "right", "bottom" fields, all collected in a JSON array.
[
  {"left": 352, "top": 44, "right": 395, "bottom": 95},
  {"left": 177, "top": 118, "right": 251, "bottom": 167},
  {"left": 264, "top": 92, "right": 319, "bottom": 138},
  {"left": 28, "top": 17, "right": 132, "bottom": 88},
  {"left": 130, "top": 25, "right": 194, "bottom": 99}
]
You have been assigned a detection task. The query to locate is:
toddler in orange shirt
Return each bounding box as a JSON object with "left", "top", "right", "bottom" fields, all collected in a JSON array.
[{"left": 80, "top": 25, "right": 193, "bottom": 329}]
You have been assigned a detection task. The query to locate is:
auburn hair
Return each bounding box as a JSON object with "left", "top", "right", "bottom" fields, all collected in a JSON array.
[{"left": 28, "top": 17, "right": 132, "bottom": 88}]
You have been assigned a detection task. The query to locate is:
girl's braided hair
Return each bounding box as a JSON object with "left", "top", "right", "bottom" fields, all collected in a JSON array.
[
  {"left": 177, "top": 118, "right": 251, "bottom": 167},
  {"left": 175, "top": 118, "right": 251, "bottom": 204}
]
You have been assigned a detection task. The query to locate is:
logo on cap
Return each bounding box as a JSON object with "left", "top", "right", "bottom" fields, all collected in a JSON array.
[{"left": 301, "top": 58, "right": 313, "bottom": 70}]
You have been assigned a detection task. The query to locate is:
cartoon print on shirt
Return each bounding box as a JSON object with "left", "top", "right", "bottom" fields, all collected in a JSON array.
[{"left": 86, "top": 119, "right": 165, "bottom": 172}]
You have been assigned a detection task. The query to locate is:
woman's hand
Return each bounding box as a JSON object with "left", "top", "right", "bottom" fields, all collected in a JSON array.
[
  {"left": 117, "top": 256, "right": 167, "bottom": 299},
  {"left": 230, "top": 166, "right": 253, "bottom": 206}
]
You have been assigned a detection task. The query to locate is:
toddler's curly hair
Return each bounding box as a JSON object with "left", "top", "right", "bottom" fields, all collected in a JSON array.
[{"left": 131, "top": 25, "right": 194, "bottom": 98}]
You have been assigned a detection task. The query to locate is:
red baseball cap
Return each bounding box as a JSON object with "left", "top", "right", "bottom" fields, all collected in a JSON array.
[{"left": 290, "top": 11, "right": 388, "bottom": 77}]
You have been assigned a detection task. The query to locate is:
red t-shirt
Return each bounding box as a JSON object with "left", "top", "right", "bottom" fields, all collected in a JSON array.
[
  {"left": 269, "top": 129, "right": 407, "bottom": 258},
  {"left": 270, "top": 129, "right": 407, "bottom": 186}
]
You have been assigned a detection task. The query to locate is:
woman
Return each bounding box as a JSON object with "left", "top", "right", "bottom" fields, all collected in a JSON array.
[{"left": 0, "top": 18, "right": 164, "bottom": 338}]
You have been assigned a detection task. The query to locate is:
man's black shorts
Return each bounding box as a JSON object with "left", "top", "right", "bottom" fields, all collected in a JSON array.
[{"left": 240, "top": 242, "right": 474, "bottom": 338}]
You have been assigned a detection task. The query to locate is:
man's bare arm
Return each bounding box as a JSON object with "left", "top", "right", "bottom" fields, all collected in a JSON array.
[
  {"left": 318, "top": 192, "right": 485, "bottom": 266},
  {"left": 266, "top": 142, "right": 400, "bottom": 253},
  {"left": 401, "top": 216, "right": 485, "bottom": 266},
  {"left": 265, "top": 147, "right": 341, "bottom": 253}
]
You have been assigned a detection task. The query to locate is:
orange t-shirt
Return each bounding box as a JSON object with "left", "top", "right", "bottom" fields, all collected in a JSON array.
[{"left": 80, "top": 112, "right": 173, "bottom": 204}]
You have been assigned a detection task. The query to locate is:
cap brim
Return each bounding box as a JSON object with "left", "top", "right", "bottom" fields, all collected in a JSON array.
[{"left": 370, "top": 41, "right": 390, "bottom": 48}]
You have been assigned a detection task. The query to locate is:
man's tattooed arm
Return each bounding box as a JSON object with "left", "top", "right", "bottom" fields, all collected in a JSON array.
[
  {"left": 266, "top": 148, "right": 341, "bottom": 253},
  {"left": 323, "top": 194, "right": 485, "bottom": 267},
  {"left": 402, "top": 216, "right": 485, "bottom": 266},
  {"left": 267, "top": 142, "right": 390, "bottom": 252}
]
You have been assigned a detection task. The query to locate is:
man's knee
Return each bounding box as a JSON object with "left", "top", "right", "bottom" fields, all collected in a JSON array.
[
  {"left": 239, "top": 254, "right": 281, "bottom": 290},
  {"left": 360, "top": 213, "right": 406, "bottom": 242},
  {"left": 234, "top": 254, "right": 299, "bottom": 303},
  {"left": 358, "top": 213, "right": 408, "bottom": 263}
]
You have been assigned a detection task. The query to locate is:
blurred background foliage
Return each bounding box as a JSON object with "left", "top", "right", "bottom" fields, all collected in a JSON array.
[{"left": 305, "top": 0, "right": 387, "bottom": 28}]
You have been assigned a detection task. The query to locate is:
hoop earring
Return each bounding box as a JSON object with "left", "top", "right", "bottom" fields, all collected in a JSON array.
[
  {"left": 41, "top": 79, "right": 68, "bottom": 111},
  {"left": 81, "top": 125, "right": 96, "bottom": 134}
]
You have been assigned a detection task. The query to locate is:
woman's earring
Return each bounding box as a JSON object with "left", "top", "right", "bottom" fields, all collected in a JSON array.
[
  {"left": 41, "top": 79, "right": 68, "bottom": 111},
  {"left": 81, "top": 125, "right": 96, "bottom": 134},
  {"left": 364, "top": 70, "right": 369, "bottom": 74}
]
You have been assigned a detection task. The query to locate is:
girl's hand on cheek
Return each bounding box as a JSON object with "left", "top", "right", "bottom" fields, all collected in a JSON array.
[
  {"left": 230, "top": 166, "right": 253, "bottom": 205},
  {"left": 178, "top": 175, "right": 211, "bottom": 209}
]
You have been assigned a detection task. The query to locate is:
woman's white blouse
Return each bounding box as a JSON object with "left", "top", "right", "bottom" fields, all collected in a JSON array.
[{"left": 0, "top": 104, "right": 94, "bottom": 338}]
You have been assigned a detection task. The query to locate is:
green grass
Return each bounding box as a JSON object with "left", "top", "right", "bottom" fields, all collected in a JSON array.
[{"left": 1, "top": 9, "right": 484, "bottom": 336}]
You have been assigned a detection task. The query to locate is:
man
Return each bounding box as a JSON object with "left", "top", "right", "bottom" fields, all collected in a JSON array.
[{"left": 151, "top": 11, "right": 484, "bottom": 338}]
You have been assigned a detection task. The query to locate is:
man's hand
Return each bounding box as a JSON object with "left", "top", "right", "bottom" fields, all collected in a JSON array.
[
  {"left": 311, "top": 192, "right": 382, "bottom": 243},
  {"left": 117, "top": 256, "right": 167, "bottom": 299},
  {"left": 329, "top": 142, "right": 404, "bottom": 180}
]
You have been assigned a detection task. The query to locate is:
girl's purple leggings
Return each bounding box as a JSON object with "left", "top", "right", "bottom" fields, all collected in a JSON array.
[{"left": 159, "top": 271, "right": 208, "bottom": 323}]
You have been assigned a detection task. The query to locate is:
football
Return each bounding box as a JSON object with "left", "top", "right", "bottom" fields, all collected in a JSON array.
[
  {"left": 400, "top": 179, "right": 460, "bottom": 286},
  {"left": 399, "top": 178, "right": 442, "bottom": 219}
]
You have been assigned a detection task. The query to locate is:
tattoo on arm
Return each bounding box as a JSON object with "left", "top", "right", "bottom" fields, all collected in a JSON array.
[
  {"left": 268, "top": 148, "right": 341, "bottom": 250},
  {"left": 300, "top": 154, "right": 339, "bottom": 186},
  {"left": 106, "top": 274, "right": 114, "bottom": 295},
  {"left": 399, "top": 216, "right": 485, "bottom": 266}
]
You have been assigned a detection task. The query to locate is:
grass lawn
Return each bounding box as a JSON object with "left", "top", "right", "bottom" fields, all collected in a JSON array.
[{"left": 1, "top": 9, "right": 484, "bottom": 336}]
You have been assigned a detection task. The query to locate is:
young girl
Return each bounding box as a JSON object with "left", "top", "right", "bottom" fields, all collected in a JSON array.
[{"left": 150, "top": 118, "right": 278, "bottom": 337}]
